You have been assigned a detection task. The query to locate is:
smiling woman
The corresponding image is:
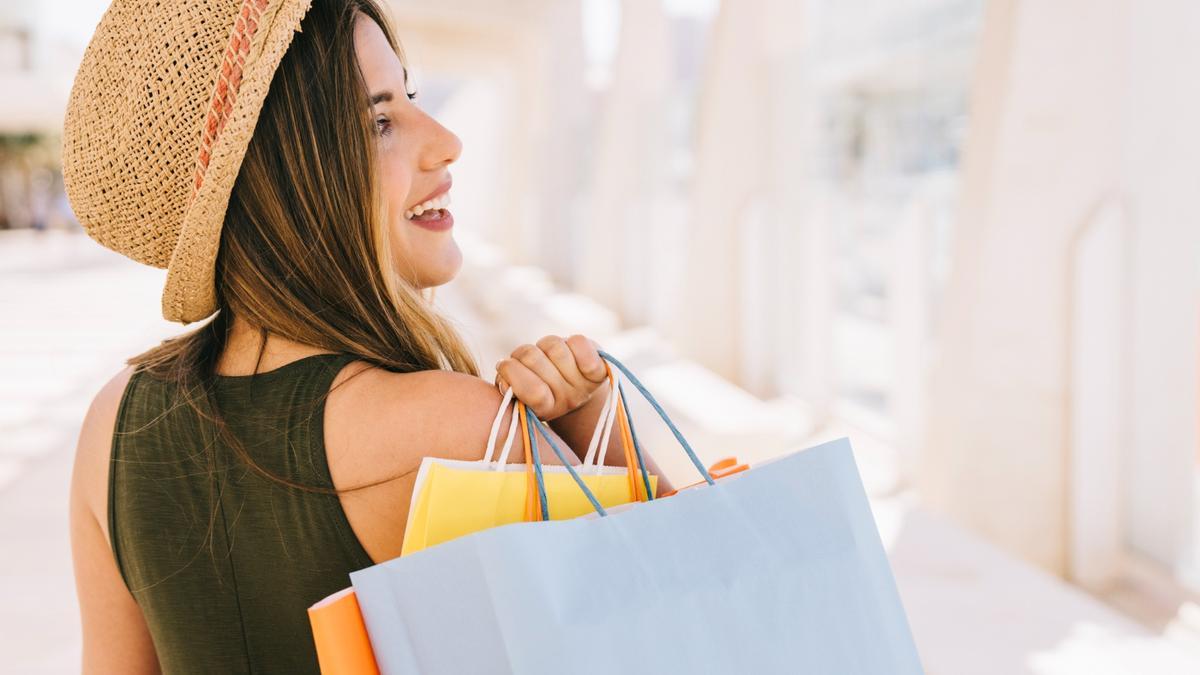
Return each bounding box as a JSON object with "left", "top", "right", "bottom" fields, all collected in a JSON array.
[
  {"left": 352, "top": 13, "right": 464, "bottom": 284},
  {"left": 60, "top": 1, "right": 632, "bottom": 673}
]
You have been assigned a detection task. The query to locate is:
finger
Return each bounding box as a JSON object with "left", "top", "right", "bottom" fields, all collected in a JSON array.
[
  {"left": 566, "top": 334, "right": 608, "bottom": 383},
  {"left": 512, "top": 343, "right": 576, "bottom": 414},
  {"left": 536, "top": 335, "right": 592, "bottom": 392},
  {"left": 496, "top": 356, "right": 556, "bottom": 417}
]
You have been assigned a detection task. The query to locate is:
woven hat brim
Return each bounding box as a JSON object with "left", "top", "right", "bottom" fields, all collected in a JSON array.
[{"left": 162, "top": 0, "right": 313, "bottom": 324}]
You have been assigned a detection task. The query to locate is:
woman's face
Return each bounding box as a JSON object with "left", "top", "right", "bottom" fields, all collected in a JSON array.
[{"left": 354, "top": 15, "right": 463, "bottom": 289}]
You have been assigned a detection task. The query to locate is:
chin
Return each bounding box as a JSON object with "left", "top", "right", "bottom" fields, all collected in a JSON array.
[{"left": 403, "top": 240, "right": 463, "bottom": 289}]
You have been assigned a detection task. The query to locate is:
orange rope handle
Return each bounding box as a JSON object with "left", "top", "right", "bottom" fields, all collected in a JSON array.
[
  {"left": 598, "top": 362, "right": 647, "bottom": 501},
  {"left": 517, "top": 401, "right": 541, "bottom": 522},
  {"left": 613, "top": 389, "right": 645, "bottom": 502}
]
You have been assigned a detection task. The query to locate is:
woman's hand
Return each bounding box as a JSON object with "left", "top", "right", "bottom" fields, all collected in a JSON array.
[{"left": 494, "top": 335, "right": 609, "bottom": 421}]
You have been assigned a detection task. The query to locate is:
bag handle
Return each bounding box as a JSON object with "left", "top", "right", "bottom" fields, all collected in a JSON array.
[
  {"left": 583, "top": 364, "right": 622, "bottom": 467},
  {"left": 518, "top": 400, "right": 551, "bottom": 520},
  {"left": 493, "top": 359, "right": 652, "bottom": 503},
  {"left": 616, "top": 380, "right": 655, "bottom": 502},
  {"left": 496, "top": 409, "right": 521, "bottom": 466},
  {"left": 523, "top": 351, "right": 715, "bottom": 519},
  {"left": 583, "top": 363, "right": 653, "bottom": 502},
  {"left": 483, "top": 387, "right": 520, "bottom": 465},
  {"left": 525, "top": 403, "right": 604, "bottom": 518},
  {"left": 598, "top": 351, "right": 713, "bottom": 487},
  {"left": 482, "top": 375, "right": 641, "bottom": 519},
  {"left": 516, "top": 400, "right": 552, "bottom": 521}
]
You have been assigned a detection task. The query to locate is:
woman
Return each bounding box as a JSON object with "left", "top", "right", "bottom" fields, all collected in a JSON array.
[{"left": 63, "top": 1, "right": 659, "bottom": 672}]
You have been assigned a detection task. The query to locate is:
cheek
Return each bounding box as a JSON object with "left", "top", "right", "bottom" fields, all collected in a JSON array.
[
  {"left": 378, "top": 155, "right": 413, "bottom": 217},
  {"left": 376, "top": 161, "right": 462, "bottom": 287}
]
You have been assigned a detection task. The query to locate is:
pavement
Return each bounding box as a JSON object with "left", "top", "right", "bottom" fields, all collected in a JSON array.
[{"left": 0, "top": 230, "right": 181, "bottom": 672}]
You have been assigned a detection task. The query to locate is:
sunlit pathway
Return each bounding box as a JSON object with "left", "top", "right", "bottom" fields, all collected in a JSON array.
[{"left": 0, "top": 230, "right": 178, "bottom": 672}]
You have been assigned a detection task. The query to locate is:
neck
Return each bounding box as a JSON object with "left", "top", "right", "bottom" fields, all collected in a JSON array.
[{"left": 214, "top": 313, "right": 334, "bottom": 376}]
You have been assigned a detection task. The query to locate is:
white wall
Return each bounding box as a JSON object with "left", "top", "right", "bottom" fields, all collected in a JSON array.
[{"left": 922, "top": 0, "right": 1200, "bottom": 580}]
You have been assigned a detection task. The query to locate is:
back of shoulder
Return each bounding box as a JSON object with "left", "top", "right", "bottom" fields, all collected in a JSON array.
[
  {"left": 74, "top": 365, "right": 137, "bottom": 528},
  {"left": 323, "top": 365, "right": 509, "bottom": 484}
]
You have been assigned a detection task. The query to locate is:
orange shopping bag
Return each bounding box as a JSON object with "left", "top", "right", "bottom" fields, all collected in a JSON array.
[{"left": 307, "top": 588, "right": 378, "bottom": 675}]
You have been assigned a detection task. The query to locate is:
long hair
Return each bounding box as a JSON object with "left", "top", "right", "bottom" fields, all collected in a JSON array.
[{"left": 127, "top": 0, "right": 478, "bottom": 495}]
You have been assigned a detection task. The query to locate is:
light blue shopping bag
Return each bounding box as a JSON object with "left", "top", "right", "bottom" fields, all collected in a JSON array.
[{"left": 350, "top": 353, "right": 924, "bottom": 674}]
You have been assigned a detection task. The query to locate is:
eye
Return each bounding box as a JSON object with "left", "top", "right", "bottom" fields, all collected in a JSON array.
[
  {"left": 375, "top": 115, "right": 393, "bottom": 136},
  {"left": 406, "top": 90, "right": 419, "bottom": 102}
]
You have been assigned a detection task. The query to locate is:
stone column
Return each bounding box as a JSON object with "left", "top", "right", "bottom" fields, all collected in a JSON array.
[
  {"left": 534, "top": 0, "right": 589, "bottom": 285},
  {"left": 665, "top": 0, "right": 811, "bottom": 388},
  {"left": 576, "top": 0, "right": 672, "bottom": 319},
  {"left": 1120, "top": 0, "right": 1200, "bottom": 587},
  {"left": 920, "top": 0, "right": 1200, "bottom": 577}
]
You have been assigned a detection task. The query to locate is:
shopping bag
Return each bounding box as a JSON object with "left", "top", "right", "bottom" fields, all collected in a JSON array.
[
  {"left": 401, "top": 361, "right": 657, "bottom": 555},
  {"left": 349, "top": 351, "right": 925, "bottom": 674},
  {"left": 307, "top": 589, "right": 379, "bottom": 675},
  {"left": 309, "top": 357, "right": 660, "bottom": 673}
]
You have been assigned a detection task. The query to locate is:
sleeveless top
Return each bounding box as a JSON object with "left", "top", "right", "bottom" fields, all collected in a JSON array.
[{"left": 108, "top": 352, "right": 376, "bottom": 674}]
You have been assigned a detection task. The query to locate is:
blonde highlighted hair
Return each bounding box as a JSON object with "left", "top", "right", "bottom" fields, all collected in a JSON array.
[{"left": 129, "top": 0, "right": 477, "bottom": 494}]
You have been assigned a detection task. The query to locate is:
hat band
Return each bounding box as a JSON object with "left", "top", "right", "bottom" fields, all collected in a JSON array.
[{"left": 191, "top": 0, "right": 271, "bottom": 201}]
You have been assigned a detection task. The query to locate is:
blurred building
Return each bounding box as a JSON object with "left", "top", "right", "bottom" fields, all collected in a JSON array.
[
  {"left": 3, "top": 0, "right": 1200, "bottom": 672},
  {"left": 393, "top": 0, "right": 1200, "bottom": 639},
  {"left": 0, "top": 2, "right": 95, "bottom": 230}
]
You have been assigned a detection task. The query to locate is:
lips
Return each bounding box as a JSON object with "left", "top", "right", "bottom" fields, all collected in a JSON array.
[
  {"left": 407, "top": 208, "right": 454, "bottom": 232},
  {"left": 404, "top": 191, "right": 450, "bottom": 220},
  {"left": 405, "top": 178, "right": 452, "bottom": 219}
]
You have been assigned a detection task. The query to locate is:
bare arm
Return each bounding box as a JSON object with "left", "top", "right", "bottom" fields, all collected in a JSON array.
[{"left": 70, "top": 367, "right": 160, "bottom": 674}]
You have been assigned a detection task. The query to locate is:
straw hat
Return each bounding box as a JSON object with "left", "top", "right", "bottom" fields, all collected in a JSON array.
[{"left": 62, "top": 0, "right": 313, "bottom": 324}]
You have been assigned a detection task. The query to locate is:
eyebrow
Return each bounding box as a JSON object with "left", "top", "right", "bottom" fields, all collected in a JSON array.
[{"left": 369, "top": 91, "right": 393, "bottom": 105}]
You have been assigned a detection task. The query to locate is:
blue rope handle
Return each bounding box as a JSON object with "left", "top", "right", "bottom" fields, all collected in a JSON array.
[
  {"left": 519, "top": 351, "right": 714, "bottom": 521},
  {"left": 599, "top": 351, "right": 715, "bottom": 487},
  {"left": 523, "top": 405, "right": 551, "bottom": 521},
  {"left": 526, "top": 406, "right": 608, "bottom": 517},
  {"left": 617, "top": 381, "right": 655, "bottom": 501}
]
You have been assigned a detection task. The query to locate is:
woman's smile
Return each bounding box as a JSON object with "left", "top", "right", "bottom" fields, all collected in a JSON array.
[
  {"left": 404, "top": 179, "right": 454, "bottom": 231},
  {"left": 407, "top": 207, "right": 454, "bottom": 232}
]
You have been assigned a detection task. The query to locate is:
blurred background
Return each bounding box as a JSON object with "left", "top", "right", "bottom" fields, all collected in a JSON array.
[{"left": 3, "top": 0, "right": 1200, "bottom": 672}]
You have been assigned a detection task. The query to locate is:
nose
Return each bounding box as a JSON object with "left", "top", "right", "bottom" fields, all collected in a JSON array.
[{"left": 419, "top": 112, "right": 462, "bottom": 171}]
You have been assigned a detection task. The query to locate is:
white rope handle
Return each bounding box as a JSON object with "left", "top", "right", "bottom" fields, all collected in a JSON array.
[
  {"left": 582, "top": 372, "right": 616, "bottom": 466},
  {"left": 596, "top": 373, "right": 622, "bottom": 468},
  {"left": 583, "top": 367, "right": 622, "bottom": 467},
  {"left": 495, "top": 403, "right": 521, "bottom": 467},
  {"left": 483, "top": 386, "right": 515, "bottom": 463}
]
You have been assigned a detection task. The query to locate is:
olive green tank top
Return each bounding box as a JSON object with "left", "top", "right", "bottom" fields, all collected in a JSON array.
[{"left": 109, "top": 352, "right": 376, "bottom": 674}]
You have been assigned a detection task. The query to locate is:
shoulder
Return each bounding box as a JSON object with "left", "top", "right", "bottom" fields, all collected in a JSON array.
[
  {"left": 70, "top": 364, "right": 160, "bottom": 672},
  {"left": 323, "top": 364, "right": 511, "bottom": 484},
  {"left": 336, "top": 365, "right": 504, "bottom": 418},
  {"left": 321, "top": 364, "right": 518, "bottom": 561},
  {"left": 72, "top": 365, "right": 137, "bottom": 537}
]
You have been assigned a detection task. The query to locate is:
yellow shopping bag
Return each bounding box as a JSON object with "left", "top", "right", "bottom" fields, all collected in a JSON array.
[{"left": 400, "top": 363, "right": 657, "bottom": 556}]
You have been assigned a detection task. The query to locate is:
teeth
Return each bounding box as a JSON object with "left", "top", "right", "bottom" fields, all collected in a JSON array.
[{"left": 404, "top": 192, "right": 451, "bottom": 219}]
